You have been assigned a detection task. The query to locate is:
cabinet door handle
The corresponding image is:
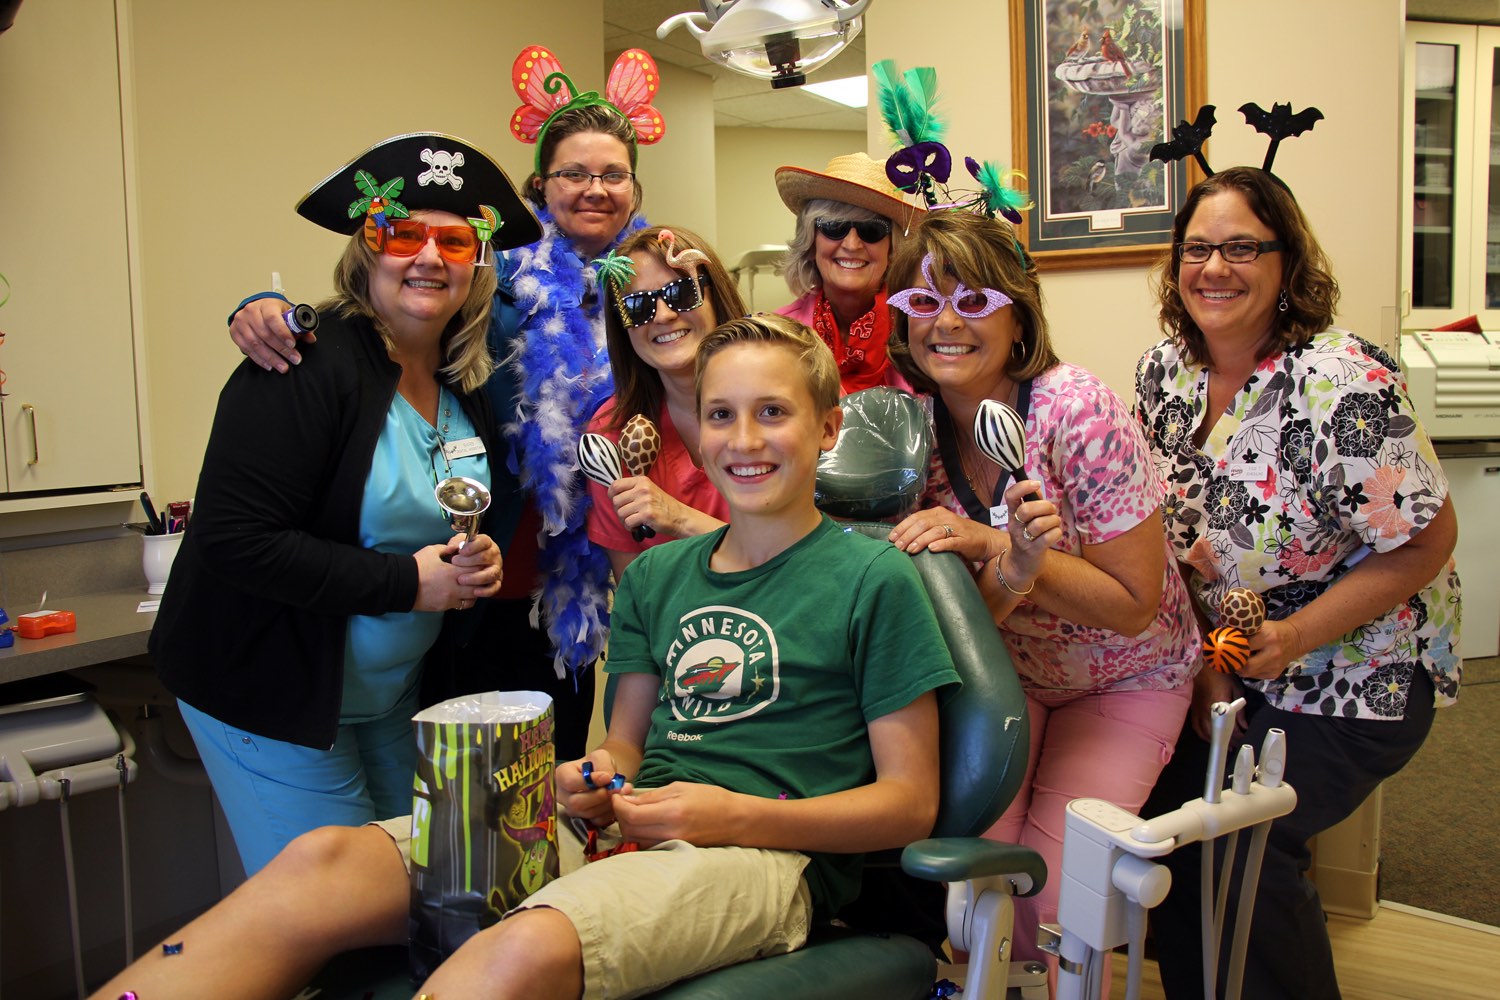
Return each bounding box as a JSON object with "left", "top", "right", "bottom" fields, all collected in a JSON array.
[{"left": 21, "top": 402, "right": 38, "bottom": 465}]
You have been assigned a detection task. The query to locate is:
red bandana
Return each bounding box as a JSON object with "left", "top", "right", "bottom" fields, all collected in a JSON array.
[{"left": 812, "top": 289, "right": 892, "bottom": 394}]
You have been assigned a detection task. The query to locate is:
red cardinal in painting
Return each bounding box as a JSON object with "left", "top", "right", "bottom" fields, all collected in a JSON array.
[
  {"left": 1100, "top": 29, "right": 1132, "bottom": 78},
  {"left": 1065, "top": 30, "right": 1091, "bottom": 62}
]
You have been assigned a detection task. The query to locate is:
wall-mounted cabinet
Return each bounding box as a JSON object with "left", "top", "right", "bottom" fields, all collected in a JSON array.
[
  {"left": 1402, "top": 21, "right": 1500, "bottom": 331},
  {"left": 0, "top": 0, "right": 143, "bottom": 507}
]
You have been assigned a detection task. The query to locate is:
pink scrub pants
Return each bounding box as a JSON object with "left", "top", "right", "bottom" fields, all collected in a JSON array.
[{"left": 988, "top": 682, "right": 1191, "bottom": 988}]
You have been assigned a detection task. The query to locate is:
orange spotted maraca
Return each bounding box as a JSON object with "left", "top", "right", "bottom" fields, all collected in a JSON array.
[{"left": 1203, "top": 626, "right": 1251, "bottom": 674}]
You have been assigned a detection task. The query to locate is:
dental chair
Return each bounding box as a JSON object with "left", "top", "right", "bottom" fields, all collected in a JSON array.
[
  {"left": 309, "top": 388, "right": 1049, "bottom": 999},
  {"left": 650, "top": 388, "right": 1049, "bottom": 1000}
]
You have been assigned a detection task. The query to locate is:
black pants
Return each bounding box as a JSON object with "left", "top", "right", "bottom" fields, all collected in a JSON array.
[
  {"left": 1142, "top": 667, "right": 1436, "bottom": 1000},
  {"left": 423, "top": 597, "right": 598, "bottom": 761}
]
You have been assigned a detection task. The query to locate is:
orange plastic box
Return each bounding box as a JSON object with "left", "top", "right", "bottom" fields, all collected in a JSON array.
[{"left": 16, "top": 610, "right": 77, "bottom": 639}]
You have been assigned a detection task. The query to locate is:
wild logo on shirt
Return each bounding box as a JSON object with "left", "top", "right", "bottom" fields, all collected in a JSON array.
[{"left": 663, "top": 606, "right": 779, "bottom": 722}]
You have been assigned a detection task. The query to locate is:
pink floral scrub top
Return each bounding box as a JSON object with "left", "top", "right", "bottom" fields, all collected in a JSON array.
[
  {"left": 1134, "top": 329, "right": 1462, "bottom": 719},
  {"left": 923, "top": 362, "right": 1200, "bottom": 698}
]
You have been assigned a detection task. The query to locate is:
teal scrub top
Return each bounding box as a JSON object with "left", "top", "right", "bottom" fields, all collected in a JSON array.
[{"left": 341, "top": 386, "right": 490, "bottom": 720}]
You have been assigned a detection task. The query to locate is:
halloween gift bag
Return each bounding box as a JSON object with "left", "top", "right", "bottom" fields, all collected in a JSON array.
[{"left": 408, "top": 690, "right": 558, "bottom": 980}]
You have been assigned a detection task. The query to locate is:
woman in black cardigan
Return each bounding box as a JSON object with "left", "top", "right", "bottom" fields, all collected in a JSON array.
[{"left": 152, "top": 132, "right": 540, "bottom": 875}]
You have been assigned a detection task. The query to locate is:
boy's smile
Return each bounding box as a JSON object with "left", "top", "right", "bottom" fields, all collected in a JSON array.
[{"left": 698, "top": 342, "right": 841, "bottom": 524}]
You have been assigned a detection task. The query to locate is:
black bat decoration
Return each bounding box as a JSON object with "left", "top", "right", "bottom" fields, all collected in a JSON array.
[
  {"left": 1239, "top": 102, "right": 1324, "bottom": 172},
  {"left": 1149, "top": 105, "right": 1217, "bottom": 176}
]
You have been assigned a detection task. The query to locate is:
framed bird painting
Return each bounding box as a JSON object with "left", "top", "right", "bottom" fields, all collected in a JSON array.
[{"left": 1009, "top": 0, "right": 1205, "bottom": 270}]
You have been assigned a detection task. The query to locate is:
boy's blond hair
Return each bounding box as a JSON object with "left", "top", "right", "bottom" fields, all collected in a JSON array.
[{"left": 695, "top": 313, "right": 840, "bottom": 414}]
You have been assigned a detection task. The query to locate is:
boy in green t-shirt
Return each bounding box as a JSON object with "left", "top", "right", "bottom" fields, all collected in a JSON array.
[{"left": 89, "top": 314, "right": 958, "bottom": 1000}]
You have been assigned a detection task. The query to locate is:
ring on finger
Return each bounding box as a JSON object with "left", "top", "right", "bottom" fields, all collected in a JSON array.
[
  {"left": 1022, "top": 528, "right": 1035, "bottom": 543},
  {"left": 943, "top": 524, "right": 954, "bottom": 538}
]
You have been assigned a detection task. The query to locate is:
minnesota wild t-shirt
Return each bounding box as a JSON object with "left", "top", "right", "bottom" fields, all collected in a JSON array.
[{"left": 606, "top": 515, "right": 960, "bottom": 916}]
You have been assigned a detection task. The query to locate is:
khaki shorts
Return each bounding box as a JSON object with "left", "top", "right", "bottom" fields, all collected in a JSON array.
[
  {"left": 369, "top": 818, "right": 812, "bottom": 1000},
  {"left": 514, "top": 838, "right": 812, "bottom": 1000}
]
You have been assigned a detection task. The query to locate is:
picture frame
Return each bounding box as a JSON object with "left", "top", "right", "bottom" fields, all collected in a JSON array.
[{"left": 1009, "top": 0, "right": 1205, "bottom": 271}]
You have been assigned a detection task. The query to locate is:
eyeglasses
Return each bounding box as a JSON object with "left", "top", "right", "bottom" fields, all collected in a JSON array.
[
  {"left": 888, "top": 284, "right": 1013, "bottom": 319},
  {"left": 615, "top": 274, "right": 707, "bottom": 328},
  {"left": 1175, "top": 239, "right": 1285, "bottom": 264},
  {"left": 814, "top": 217, "right": 892, "bottom": 244},
  {"left": 374, "top": 219, "right": 482, "bottom": 263},
  {"left": 545, "top": 169, "right": 636, "bottom": 191}
]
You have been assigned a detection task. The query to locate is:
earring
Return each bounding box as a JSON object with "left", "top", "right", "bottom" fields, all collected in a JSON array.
[
  {"left": 1277, "top": 289, "right": 1289, "bottom": 313},
  {"left": 1012, "top": 337, "right": 1029, "bottom": 362}
]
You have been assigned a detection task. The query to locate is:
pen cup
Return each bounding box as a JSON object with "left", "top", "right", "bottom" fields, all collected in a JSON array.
[{"left": 143, "top": 532, "right": 184, "bottom": 595}]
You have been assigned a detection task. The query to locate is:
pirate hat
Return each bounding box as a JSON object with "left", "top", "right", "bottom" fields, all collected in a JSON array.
[{"left": 296, "top": 132, "right": 541, "bottom": 253}]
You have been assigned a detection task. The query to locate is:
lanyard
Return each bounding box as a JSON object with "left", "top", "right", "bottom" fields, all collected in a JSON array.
[{"left": 934, "top": 380, "right": 1034, "bottom": 521}]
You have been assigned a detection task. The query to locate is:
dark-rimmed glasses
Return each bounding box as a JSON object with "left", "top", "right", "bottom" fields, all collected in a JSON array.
[
  {"left": 378, "top": 219, "right": 481, "bottom": 263},
  {"left": 1175, "top": 240, "right": 1285, "bottom": 264},
  {"left": 814, "top": 217, "right": 892, "bottom": 244},
  {"left": 545, "top": 169, "right": 636, "bottom": 191},
  {"left": 616, "top": 274, "right": 707, "bottom": 328}
]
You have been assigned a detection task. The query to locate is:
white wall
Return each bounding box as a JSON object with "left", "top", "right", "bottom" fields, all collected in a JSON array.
[
  {"left": 127, "top": 0, "right": 603, "bottom": 502},
  {"left": 125, "top": 0, "right": 1406, "bottom": 498},
  {"left": 634, "top": 60, "right": 721, "bottom": 244},
  {"left": 864, "top": 0, "right": 1405, "bottom": 398}
]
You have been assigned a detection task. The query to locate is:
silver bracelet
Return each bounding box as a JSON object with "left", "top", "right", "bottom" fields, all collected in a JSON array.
[{"left": 994, "top": 547, "right": 1036, "bottom": 596}]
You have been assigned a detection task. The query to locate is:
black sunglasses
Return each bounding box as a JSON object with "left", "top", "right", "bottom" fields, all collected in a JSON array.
[
  {"left": 616, "top": 274, "right": 707, "bottom": 328},
  {"left": 814, "top": 217, "right": 892, "bottom": 243}
]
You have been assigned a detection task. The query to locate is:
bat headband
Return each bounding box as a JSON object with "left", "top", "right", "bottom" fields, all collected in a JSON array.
[
  {"left": 1149, "top": 103, "right": 1325, "bottom": 177},
  {"left": 510, "top": 45, "right": 666, "bottom": 175}
]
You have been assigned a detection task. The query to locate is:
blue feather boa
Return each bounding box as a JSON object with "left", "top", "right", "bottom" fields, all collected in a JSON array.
[{"left": 503, "top": 207, "right": 648, "bottom": 679}]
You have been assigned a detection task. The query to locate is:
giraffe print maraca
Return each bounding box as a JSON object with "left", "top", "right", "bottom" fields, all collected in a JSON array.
[
  {"left": 618, "top": 414, "right": 663, "bottom": 541},
  {"left": 1203, "top": 587, "right": 1267, "bottom": 674}
]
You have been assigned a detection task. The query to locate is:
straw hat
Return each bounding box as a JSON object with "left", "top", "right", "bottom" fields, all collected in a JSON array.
[{"left": 775, "top": 152, "right": 923, "bottom": 222}]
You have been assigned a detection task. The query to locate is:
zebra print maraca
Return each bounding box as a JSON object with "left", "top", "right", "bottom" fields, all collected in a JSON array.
[
  {"left": 577, "top": 433, "right": 625, "bottom": 488},
  {"left": 973, "top": 399, "right": 1041, "bottom": 503},
  {"left": 577, "top": 432, "right": 655, "bottom": 541}
]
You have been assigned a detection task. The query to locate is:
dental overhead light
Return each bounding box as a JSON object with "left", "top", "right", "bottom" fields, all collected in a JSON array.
[{"left": 658, "top": 0, "right": 872, "bottom": 91}]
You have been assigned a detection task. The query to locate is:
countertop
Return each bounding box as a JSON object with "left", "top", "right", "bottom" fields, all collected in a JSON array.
[{"left": 0, "top": 589, "right": 156, "bottom": 685}]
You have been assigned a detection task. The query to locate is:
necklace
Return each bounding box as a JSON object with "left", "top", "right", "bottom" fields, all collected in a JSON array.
[{"left": 429, "top": 390, "right": 455, "bottom": 518}]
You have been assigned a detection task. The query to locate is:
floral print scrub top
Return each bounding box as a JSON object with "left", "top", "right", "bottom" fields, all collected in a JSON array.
[
  {"left": 1135, "top": 329, "right": 1462, "bottom": 719},
  {"left": 923, "top": 362, "right": 1200, "bottom": 698}
]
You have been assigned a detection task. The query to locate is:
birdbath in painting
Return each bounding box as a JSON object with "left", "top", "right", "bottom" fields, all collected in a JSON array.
[{"left": 1054, "top": 57, "right": 1163, "bottom": 176}]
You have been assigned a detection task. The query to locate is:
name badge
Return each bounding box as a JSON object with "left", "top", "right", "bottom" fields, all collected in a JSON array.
[
  {"left": 1228, "top": 461, "right": 1270, "bottom": 483},
  {"left": 989, "top": 504, "right": 1009, "bottom": 529},
  {"left": 443, "top": 437, "right": 486, "bottom": 461}
]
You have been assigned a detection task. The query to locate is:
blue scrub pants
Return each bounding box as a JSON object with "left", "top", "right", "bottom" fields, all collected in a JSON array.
[{"left": 178, "top": 687, "right": 419, "bottom": 876}]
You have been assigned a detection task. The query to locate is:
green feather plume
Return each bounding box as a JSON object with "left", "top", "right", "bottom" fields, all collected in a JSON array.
[
  {"left": 971, "top": 160, "right": 1033, "bottom": 221},
  {"left": 873, "top": 59, "right": 946, "bottom": 149}
]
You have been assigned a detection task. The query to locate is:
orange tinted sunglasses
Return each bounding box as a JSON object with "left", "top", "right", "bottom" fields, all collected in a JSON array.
[{"left": 365, "top": 218, "right": 481, "bottom": 263}]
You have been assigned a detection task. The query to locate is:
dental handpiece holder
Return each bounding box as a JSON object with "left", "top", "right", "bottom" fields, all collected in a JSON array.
[
  {"left": 1, "top": 678, "right": 140, "bottom": 999},
  {"left": 1050, "top": 698, "right": 1296, "bottom": 1000},
  {"left": 0, "top": 683, "right": 137, "bottom": 809}
]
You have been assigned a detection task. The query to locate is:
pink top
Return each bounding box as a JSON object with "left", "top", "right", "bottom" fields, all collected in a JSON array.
[
  {"left": 924, "top": 362, "right": 1200, "bottom": 697},
  {"left": 585, "top": 399, "right": 729, "bottom": 554}
]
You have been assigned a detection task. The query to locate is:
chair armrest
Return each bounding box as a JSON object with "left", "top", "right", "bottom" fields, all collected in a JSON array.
[{"left": 901, "top": 838, "right": 1047, "bottom": 898}]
